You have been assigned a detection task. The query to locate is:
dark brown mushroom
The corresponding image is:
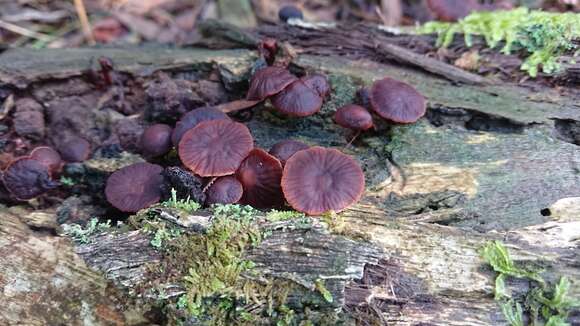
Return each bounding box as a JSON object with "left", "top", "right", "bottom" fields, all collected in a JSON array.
[
  {"left": 236, "top": 148, "right": 284, "bottom": 208},
  {"left": 269, "top": 140, "right": 309, "bottom": 166},
  {"left": 205, "top": 176, "right": 243, "bottom": 205},
  {"left": 105, "top": 162, "right": 164, "bottom": 212},
  {"left": 426, "top": 0, "right": 479, "bottom": 22},
  {"left": 179, "top": 120, "right": 253, "bottom": 177},
  {"left": 270, "top": 80, "right": 323, "bottom": 117},
  {"left": 333, "top": 105, "right": 374, "bottom": 131},
  {"left": 302, "top": 74, "right": 330, "bottom": 98},
  {"left": 281, "top": 146, "right": 365, "bottom": 215},
  {"left": 2, "top": 157, "right": 59, "bottom": 200},
  {"left": 171, "top": 107, "right": 229, "bottom": 146},
  {"left": 58, "top": 136, "right": 92, "bottom": 162},
  {"left": 30, "top": 146, "right": 62, "bottom": 176},
  {"left": 369, "top": 77, "right": 426, "bottom": 124},
  {"left": 246, "top": 66, "right": 297, "bottom": 101},
  {"left": 141, "top": 124, "right": 173, "bottom": 158}
]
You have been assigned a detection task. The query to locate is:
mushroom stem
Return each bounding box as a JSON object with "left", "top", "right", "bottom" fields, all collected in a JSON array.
[
  {"left": 345, "top": 130, "right": 361, "bottom": 149},
  {"left": 202, "top": 177, "right": 218, "bottom": 194},
  {"left": 216, "top": 99, "right": 261, "bottom": 113}
]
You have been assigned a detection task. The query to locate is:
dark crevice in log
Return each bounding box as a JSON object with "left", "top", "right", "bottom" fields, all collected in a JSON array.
[{"left": 553, "top": 118, "right": 580, "bottom": 146}]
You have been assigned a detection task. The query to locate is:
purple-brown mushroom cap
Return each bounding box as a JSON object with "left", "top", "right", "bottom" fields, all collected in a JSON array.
[
  {"left": 334, "top": 104, "right": 374, "bottom": 131},
  {"left": 2, "top": 157, "right": 59, "bottom": 200},
  {"left": 105, "top": 162, "right": 164, "bottom": 212},
  {"left": 141, "top": 124, "right": 173, "bottom": 158},
  {"left": 236, "top": 148, "right": 284, "bottom": 208},
  {"left": 246, "top": 67, "right": 297, "bottom": 101},
  {"left": 205, "top": 176, "right": 243, "bottom": 205},
  {"left": 30, "top": 146, "right": 62, "bottom": 176},
  {"left": 426, "top": 0, "right": 479, "bottom": 22},
  {"left": 58, "top": 136, "right": 92, "bottom": 162},
  {"left": 281, "top": 147, "right": 365, "bottom": 215},
  {"left": 171, "top": 107, "right": 230, "bottom": 146},
  {"left": 269, "top": 140, "right": 309, "bottom": 166},
  {"left": 302, "top": 74, "right": 330, "bottom": 98},
  {"left": 369, "top": 78, "right": 426, "bottom": 124},
  {"left": 179, "top": 120, "right": 253, "bottom": 177},
  {"left": 271, "top": 80, "right": 323, "bottom": 117}
]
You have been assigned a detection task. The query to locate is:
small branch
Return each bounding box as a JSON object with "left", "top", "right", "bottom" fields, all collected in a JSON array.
[
  {"left": 0, "top": 19, "right": 53, "bottom": 42},
  {"left": 73, "top": 0, "right": 95, "bottom": 45},
  {"left": 375, "top": 42, "right": 491, "bottom": 85}
]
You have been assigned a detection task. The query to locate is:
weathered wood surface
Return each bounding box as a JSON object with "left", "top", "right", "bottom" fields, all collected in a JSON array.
[{"left": 0, "top": 31, "right": 579, "bottom": 325}]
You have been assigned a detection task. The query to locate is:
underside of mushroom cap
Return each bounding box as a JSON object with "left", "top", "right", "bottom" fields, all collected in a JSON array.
[
  {"left": 236, "top": 148, "right": 284, "bottom": 208},
  {"left": 171, "top": 107, "right": 230, "bottom": 146},
  {"left": 246, "top": 66, "right": 297, "bottom": 101},
  {"left": 270, "top": 80, "right": 323, "bottom": 117},
  {"left": 370, "top": 77, "right": 426, "bottom": 124},
  {"left": 178, "top": 120, "right": 253, "bottom": 177},
  {"left": 105, "top": 162, "right": 164, "bottom": 212},
  {"left": 281, "top": 146, "right": 365, "bottom": 215}
]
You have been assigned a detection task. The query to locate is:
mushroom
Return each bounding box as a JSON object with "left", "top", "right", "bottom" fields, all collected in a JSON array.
[
  {"left": 269, "top": 140, "right": 309, "bottom": 166},
  {"left": 302, "top": 74, "right": 330, "bottom": 98},
  {"left": 281, "top": 146, "right": 365, "bottom": 215},
  {"left": 426, "top": 0, "right": 479, "bottom": 22},
  {"left": 334, "top": 104, "right": 374, "bottom": 131},
  {"left": 270, "top": 79, "right": 323, "bottom": 117},
  {"left": 2, "top": 157, "right": 59, "bottom": 200},
  {"left": 246, "top": 67, "right": 297, "bottom": 101},
  {"left": 105, "top": 162, "right": 164, "bottom": 212},
  {"left": 205, "top": 176, "right": 243, "bottom": 205},
  {"left": 279, "top": 5, "right": 303, "bottom": 22},
  {"left": 171, "top": 107, "right": 229, "bottom": 146},
  {"left": 141, "top": 124, "right": 173, "bottom": 158},
  {"left": 178, "top": 120, "right": 253, "bottom": 177},
  {"left": 58, "top": 136, "right": 92, "bottom": 162},
  {"left": 369, "top": 77, "right": 426, "bottom": 124},
  {"left": 236, "top": 148, "right": 284, "bottom": 208},
  {"left": 30, "top": 146, "right": 63, "bottom": 176}
]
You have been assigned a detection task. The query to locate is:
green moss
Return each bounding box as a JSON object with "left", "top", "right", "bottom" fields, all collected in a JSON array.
[
  {"left": 480, "top": 241, "right": 580, "bottom": 326},
  {"left": 161, "top": 188, "right": 201, "bottom": 213},
  {"left": 62, "top": 218, "right": 114, "bottom": 244},
  {"left": 320, "top": 74, "right": 358, "bottom": 115},
  {"left": 266, "top": 210, "right": 305, "bottom": 222},
  {"left": 419, "top": 8, "right": 580, "bottom": 77}
]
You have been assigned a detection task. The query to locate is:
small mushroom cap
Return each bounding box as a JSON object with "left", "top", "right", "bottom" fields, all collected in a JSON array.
[
  {"left": 30, "top": 146, "right": 62, "bottom": 176},
  {"left": 370, "top": 77, "right": 426, "bottom": 124},
  {"left": 426, "top": 0, "right": 479, "bottom": 22},
  {"left": 205, "top": 176, "right": 243, "bottom": 205},
  {"left": 58, "top": 136, "right": 91, "bottom": 162},
  {"left": 334, "top": 105, "right": 374, "bottom": 131},
  {"left": 141, "top": 124, "right": 173, "bottom": 158},
  {"left": 282, "top": 146, "right": 365, "bottom": 215},
  {"left": 236, "top": 148, "right": 284, "bottom": 208},
  {"left": 172, "top": 107, "right": 230, "bottom": 146},
  {"left": 246, "top": 67, "right": 297, "bottom": 101},
  {"left": 105, "top": 162, "right": 164, "bottom": 212},
  {"left": 271, "top": 80, "right": 323, "bottom": 117},
  {"left": 301, "top": 74, "right": 330, "bottom": 98},
  {"left": 279, "top": 5, "right": 303, "bottom": 22},
  {"left": 269, "top": 140, "right": 309, "bottom": 165},
  {"left": 179, "top": 120, "right": 253, "bottom": 177},
  {"left": 2, "top": 157, "right": 59, "bottom": 200}
]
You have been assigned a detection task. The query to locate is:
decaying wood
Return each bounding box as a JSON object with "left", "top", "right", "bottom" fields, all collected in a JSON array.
[{"left": 0, "top": 23, "right": 579, "bottom": 325}]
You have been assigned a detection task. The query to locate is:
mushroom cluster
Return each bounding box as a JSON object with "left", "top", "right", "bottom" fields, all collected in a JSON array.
[
  {"left": 1, "top": 146, "right": 62, "bottom": 201},
  {"left": 103, "top": 61, "right": 426, "bottom": 215}
]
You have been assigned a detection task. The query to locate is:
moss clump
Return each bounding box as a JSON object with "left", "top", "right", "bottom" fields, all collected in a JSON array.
[
  {"left": 62, "top": 218, "right": 115, "bottom": 244},
  {"left": 419, "top": 8, "right": 580, "bottom": 77},
  {"left": 480, "top": 241, "right": 580, "bottom": 326}
]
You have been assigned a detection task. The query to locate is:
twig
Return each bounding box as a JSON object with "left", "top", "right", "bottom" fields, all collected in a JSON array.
[
  {"left": 375, "top": 42, "right": 491, "bottom": 85},
  {"left": 0, "top": 19, "right": 52, "bottom": 42},
  {"left": 73, "top": 0, "right": 95, "bottom": 45}
]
